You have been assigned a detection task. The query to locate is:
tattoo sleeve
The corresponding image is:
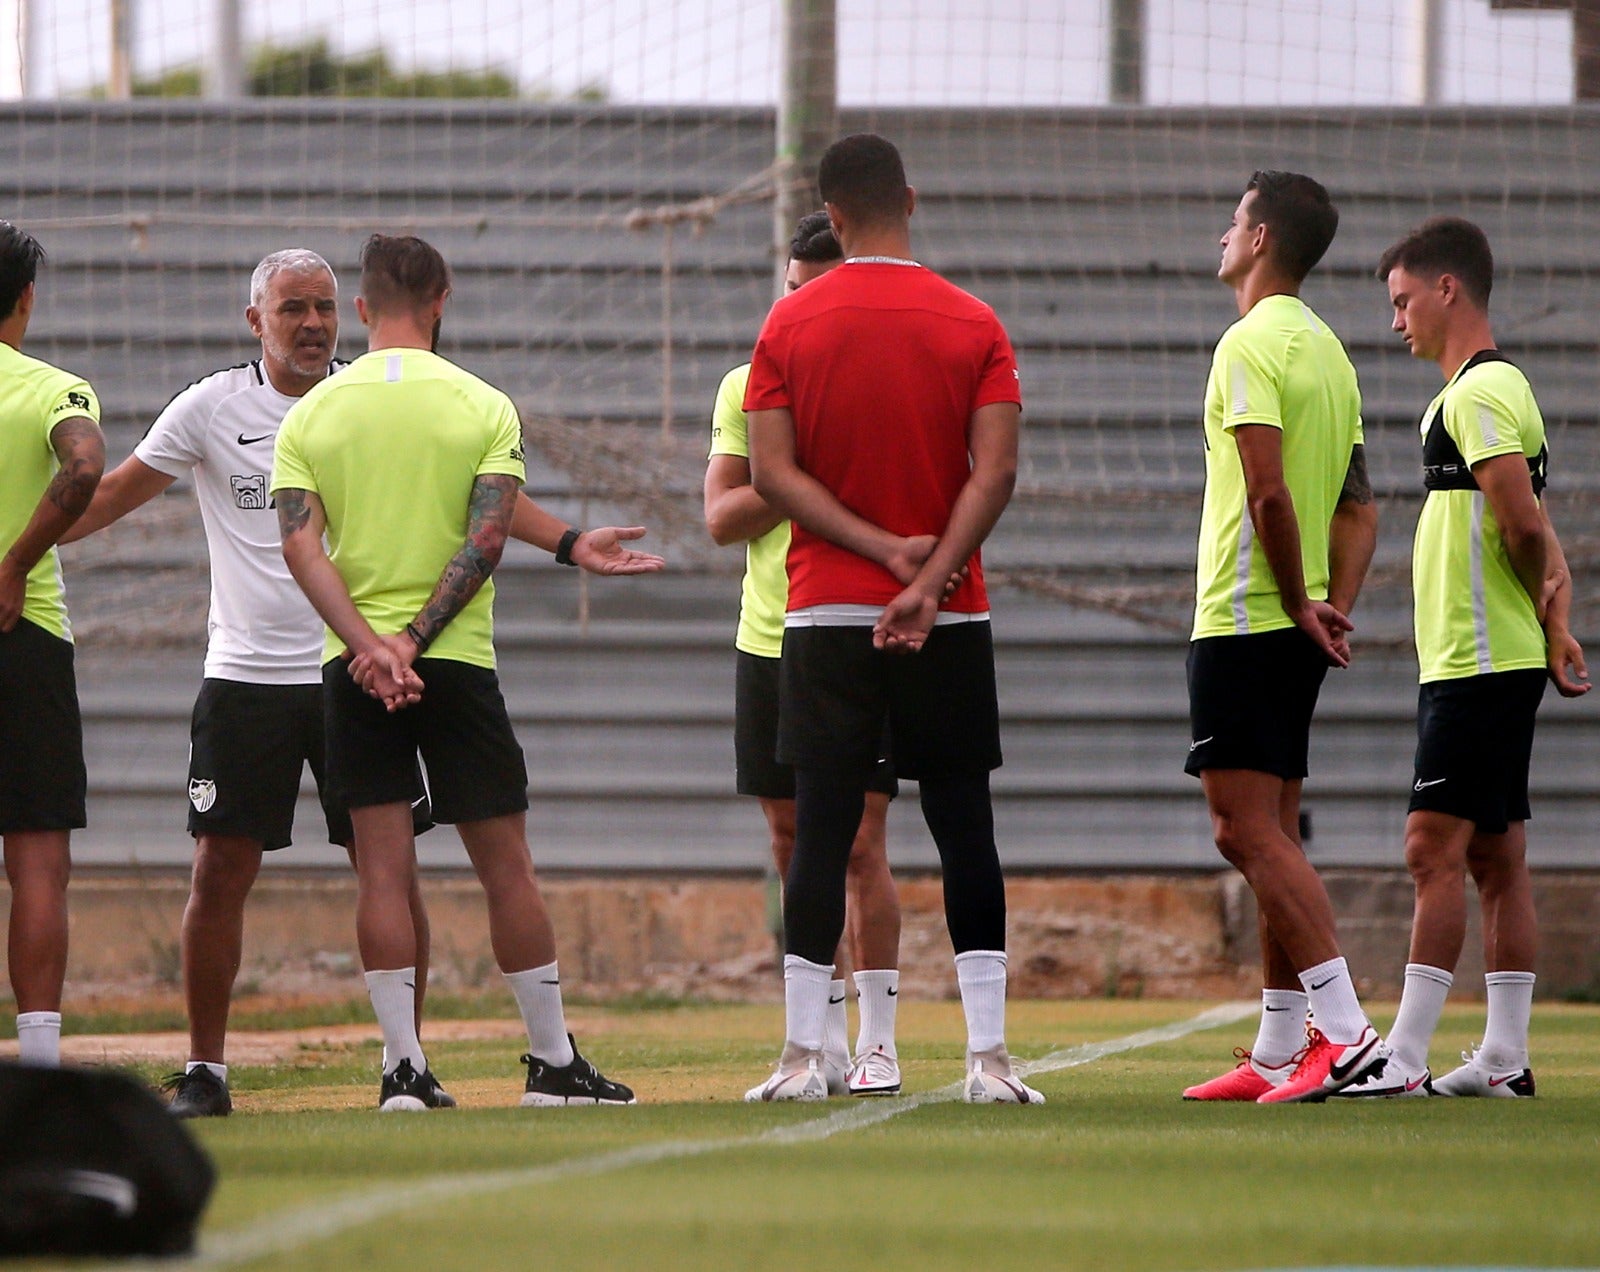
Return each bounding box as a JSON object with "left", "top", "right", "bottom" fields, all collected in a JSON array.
[
  {"left": 276, "top": 488, "right": 313, "bottom": 540},
  {"left": 1338, "top": 443, "right": 1374, "bottom": 507},
  {"left": 410, "top": 473, "right": 519, "bottom": 647},
  {"left": 46, "top": 416, "right": 106, "bottom": 519}
]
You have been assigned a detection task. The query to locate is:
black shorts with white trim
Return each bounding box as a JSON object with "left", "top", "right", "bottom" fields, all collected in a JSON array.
[
  {"left": 1409, "top": 667, "right": 1545, "bottom": 833},
  {"left": 1184, "top": 626, "right": 1329, "bottom": 781}
]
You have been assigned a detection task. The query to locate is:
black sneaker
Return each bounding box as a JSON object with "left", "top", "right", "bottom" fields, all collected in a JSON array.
[
  {"left": 521, "top": 1035, "right": 635, "bottom": 1106},
  {"left": 379, "top": 1058, "right": 457, "bottom": 1112},
  {"left": 162, "top": 1066, "right": 232, "bottom": 1119}
]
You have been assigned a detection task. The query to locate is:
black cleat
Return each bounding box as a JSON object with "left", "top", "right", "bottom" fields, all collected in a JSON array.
[
  {"left": 521, "top": 1035, "right": 636, "bottom": 1106},
  {"left": 162, "top": 1066, "right": 233, "bottom": 1119},
  {"left": 379, "top": 1058, "right": 456, "bottom": 1112}
]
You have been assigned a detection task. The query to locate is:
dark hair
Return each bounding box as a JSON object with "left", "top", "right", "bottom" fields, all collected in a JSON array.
[
  {"left": 817, "top": 134, "right": 909, "bottom": 227},
  {"left": 358, "top": 234, "right": 451, "bottom": 316},
  {"left": 0, "top": 221, "right": 46, "bottom": 322},
  {"left": 1376, "top": 216, "right": 1494, "bottom": 308},
  {"left": 789, "top": 211, "right": 842, "bottom": 264},
  {"left": 1244, "top": 170, "right": 1339, "bottom": 282}
]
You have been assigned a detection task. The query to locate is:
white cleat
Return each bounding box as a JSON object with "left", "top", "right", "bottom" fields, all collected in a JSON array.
[
  {"left": 846, "top": 1045, "right": 902, "bottom": 1097},
  {"left": 1333, "top": 1054, "right": 1432, "bottom": 1098},
  {"left": 1430, "top": 1046, "right": 1535, "bottom": 1098},
  {"left": 822, "top": 1048, "right": 852, "bottom": 1097},
  {"left": 963, "top": 1045, "right": 1045, "bottom": 1105},
  {"left": 745, "top": 1042, "right": 830, "bottom": 1102}
]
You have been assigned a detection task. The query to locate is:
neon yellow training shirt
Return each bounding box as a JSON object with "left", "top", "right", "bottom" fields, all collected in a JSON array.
[
  {"left": 1192, "top": 295, "right": 1363, "bottom": 640},
  {"left": 1412, "top": 355, "right": 1547, "bottom": 683},
  {"left": 707, "top": 363, "right": 789, "bottom": 659},
  {"left": 0, "top": 343, "right": 100, "bottom": 640},
  {"left": 271, "top": 347, "right": 526, "bottom": 670}
]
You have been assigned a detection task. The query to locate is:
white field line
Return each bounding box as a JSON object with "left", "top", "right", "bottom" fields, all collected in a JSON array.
[{"left": 174, "top": 1001, "right": 1254, "bottom": 1270}]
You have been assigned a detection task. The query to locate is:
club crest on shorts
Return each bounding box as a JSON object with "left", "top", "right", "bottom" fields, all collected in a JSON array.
[{"left": 188, "top": 779, "right": 217, "bottom": 813}]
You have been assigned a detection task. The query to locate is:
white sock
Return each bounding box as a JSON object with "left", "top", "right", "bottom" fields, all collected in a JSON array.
[
  {"left": 1481, "top": 970, "right": 1536, "bottom": 1070},
  {"left": 854, "top": 968, "right": 900, "bottom": 1058},
  {"left": 16, "top": 1011, "right": 61, "bottom": 1067},
  {"left": 364, "top": 968, "right": 425, "bottom": 1076},
  {"left": 1387, "top": 964, "right": 1453, "bottom": 1071},
  {"left": 822, "top": 979, "right": 850, "bottom": 1063},
  {"left": 782, "top": 954, "right": 834, "bottom": 1052},
  {"left": 1251, "top": 989, "right": 1309, "bottom": 1068},
  {"left": 955, "top": 949, "right": 1008, "bottom": 1054},
  {"left": 505, "top": 961, "right": 575, "bottom": 1067},
  {"left": 1298, "top": 956, "right": 1370, "bottom": 1044},
  {"left": 186, "top": 1060, "right": 228, "bottom": 1083}
]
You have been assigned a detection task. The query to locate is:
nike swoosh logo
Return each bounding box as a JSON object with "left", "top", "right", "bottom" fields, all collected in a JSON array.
[
  {"left": 238, "top": 432, "right": 273, "bottom": 446},
  {"left": 886, "top": 987, "right": 897, "bottom": 997},
  {"left": 1309, "top": 975, "right": 1338, "bottom": 991},
  {"left": 1414, "top": 777, "right": 1447, "bottom": 791},
  {"left": 1327, "top": 1038, "right": 1379, "bottom": 1083},
  {"left": 1189, "top": 736, "right": 1214, "bottom": 752},
  {"left": 1488, "top": 1072, "right": 1517, "bottom": 1087},
  {"left": 828, "top": 996, "right": 845, "bottom": 1005},
  {"left": 403, "top": 982, "right": 415, "bottom": 990},
  {"left": 1405, "top": 1074, "right": 1429, "bottom": 1092},
  {"left": 1263, "top": 1005, "right": 1291, "bottom": 1012},
  {"left": 541, "top": 979, "right": 561, "bottom": 986}
]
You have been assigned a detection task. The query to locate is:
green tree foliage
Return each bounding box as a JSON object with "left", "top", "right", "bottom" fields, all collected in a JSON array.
[{"left": 122, "top": 38, "right": 605, "bottom": 100}]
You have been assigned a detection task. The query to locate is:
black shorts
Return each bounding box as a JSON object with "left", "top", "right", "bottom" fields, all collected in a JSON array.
[
  {"left": 1409, "top": 668, "right": 1546, "bottom": 833},
  {"left": 735, "top": 650, "right": 896, "bottom": 800},
  {"left": 1185, "top": 627, "right": 1329, "bottom": 781},
  {"left": 777, "top": 621, "right": 1002, "bottom": 781},
  {"left": 324, "top": 656, "right": 528, "bottom": 825},
  {"left": 0, "top": 618, "right": 85, "bottom": 833},
  {"left": 186, "top": 678, "right": 431, "bottom": 852}
]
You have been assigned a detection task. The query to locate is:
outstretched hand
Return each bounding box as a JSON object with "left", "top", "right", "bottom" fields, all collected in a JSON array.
[
  {"left": 572, "top": 526, "right": 666, "bottom": 575},
  {"left": 347, "top": 634, "right": 425, "bottom": 711},
  {"left": 873, "top": 587, "right": 939, "bottom": 655},
  {"left": 1292, "top": 599, "right": 1355, "bottom": 669}
]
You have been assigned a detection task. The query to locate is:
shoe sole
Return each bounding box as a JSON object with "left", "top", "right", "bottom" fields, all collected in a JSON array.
[
  {"left": 521, "top": 1093, "right": 638, "bottom": 1107},
  {"left": 848, "top": 1082, "right": 902, "bottom": 1097},
  {"left": 380, "top": 1096, "right": 429, "bottom": 1112}
]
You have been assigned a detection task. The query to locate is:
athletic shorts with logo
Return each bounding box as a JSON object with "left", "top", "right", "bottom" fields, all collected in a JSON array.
[
  {"left": 736, "top": 649, "right": 897, "bottom": 800},
  {"left": 187, "top": 678, "right": 431, "bottom": 851},
  {"left": 778, "top": 621, "right": 1001, "bottom": 780},
  {"left": 0, "top": 618, "right": 86, "bottom": 832},
  {"left": 323, "top": 657, "right": 528, "bottom": 824},
  {"left": 1185, "top": 627, "right": 1329, "bottom": 780},
  {"left": 1409, "top": 668, "right": 1545, "bottom": 833}
]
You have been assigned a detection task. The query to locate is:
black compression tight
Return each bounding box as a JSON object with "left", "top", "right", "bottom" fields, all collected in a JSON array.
[
  {"left": 783, "top": 768, "right": 1005, "bottom": 966},
  {"left": 920, "top": 772, "right": 1007, "bottom": 955}
]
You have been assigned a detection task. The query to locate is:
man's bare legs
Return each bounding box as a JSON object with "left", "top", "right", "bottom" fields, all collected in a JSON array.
[
  {"left": 1203, "top": 770, "right": 1341, "bottom": 971},
  {"left": 1385, "top": 811, "right": 1538, "bottom": 1086},
  {"left": 1198, "top": 769, "right": 1381, "bottom": 1102},
  {"left": 457, "top": 810, "right": 582, "bottom": 1073},
  {"left": 5, "top": 830, "right": 70, "bottom": 1066}
]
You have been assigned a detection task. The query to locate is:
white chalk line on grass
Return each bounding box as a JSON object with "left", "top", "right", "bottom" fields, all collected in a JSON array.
[{"left": 176, "top": 1001, "right": 1255, "bottom": 1270}]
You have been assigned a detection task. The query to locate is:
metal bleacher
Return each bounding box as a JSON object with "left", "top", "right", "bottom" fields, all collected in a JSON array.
[{"left": 5, "top": 101, "right": 1598, "bottom": 872}]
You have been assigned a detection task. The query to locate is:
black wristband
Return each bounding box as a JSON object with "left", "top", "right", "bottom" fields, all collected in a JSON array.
[
  {"left": 555, "top": 527, "right": 582, "bottom": 567},
  {"left": 404, "top": 622, "right": 431, "bottom": 653}
]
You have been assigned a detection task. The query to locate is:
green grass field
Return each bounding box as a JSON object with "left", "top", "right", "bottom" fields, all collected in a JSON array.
[{"left": 40, "top": 999, "right": 1600, "bottom": 1271}]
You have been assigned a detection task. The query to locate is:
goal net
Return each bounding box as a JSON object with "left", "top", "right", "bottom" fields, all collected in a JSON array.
[{"left": 3, "top": 0, "right": 1589, "bottom": 648}]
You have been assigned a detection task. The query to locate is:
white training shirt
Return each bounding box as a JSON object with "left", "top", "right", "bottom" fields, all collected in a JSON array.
[{"left": 136, "top": 359, "right": 346, "bottom": 685}]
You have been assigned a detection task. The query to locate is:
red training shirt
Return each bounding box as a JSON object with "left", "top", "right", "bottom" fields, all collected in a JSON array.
[{"left": 743, "top": 260, "right": 1021, "bottom": 613}]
